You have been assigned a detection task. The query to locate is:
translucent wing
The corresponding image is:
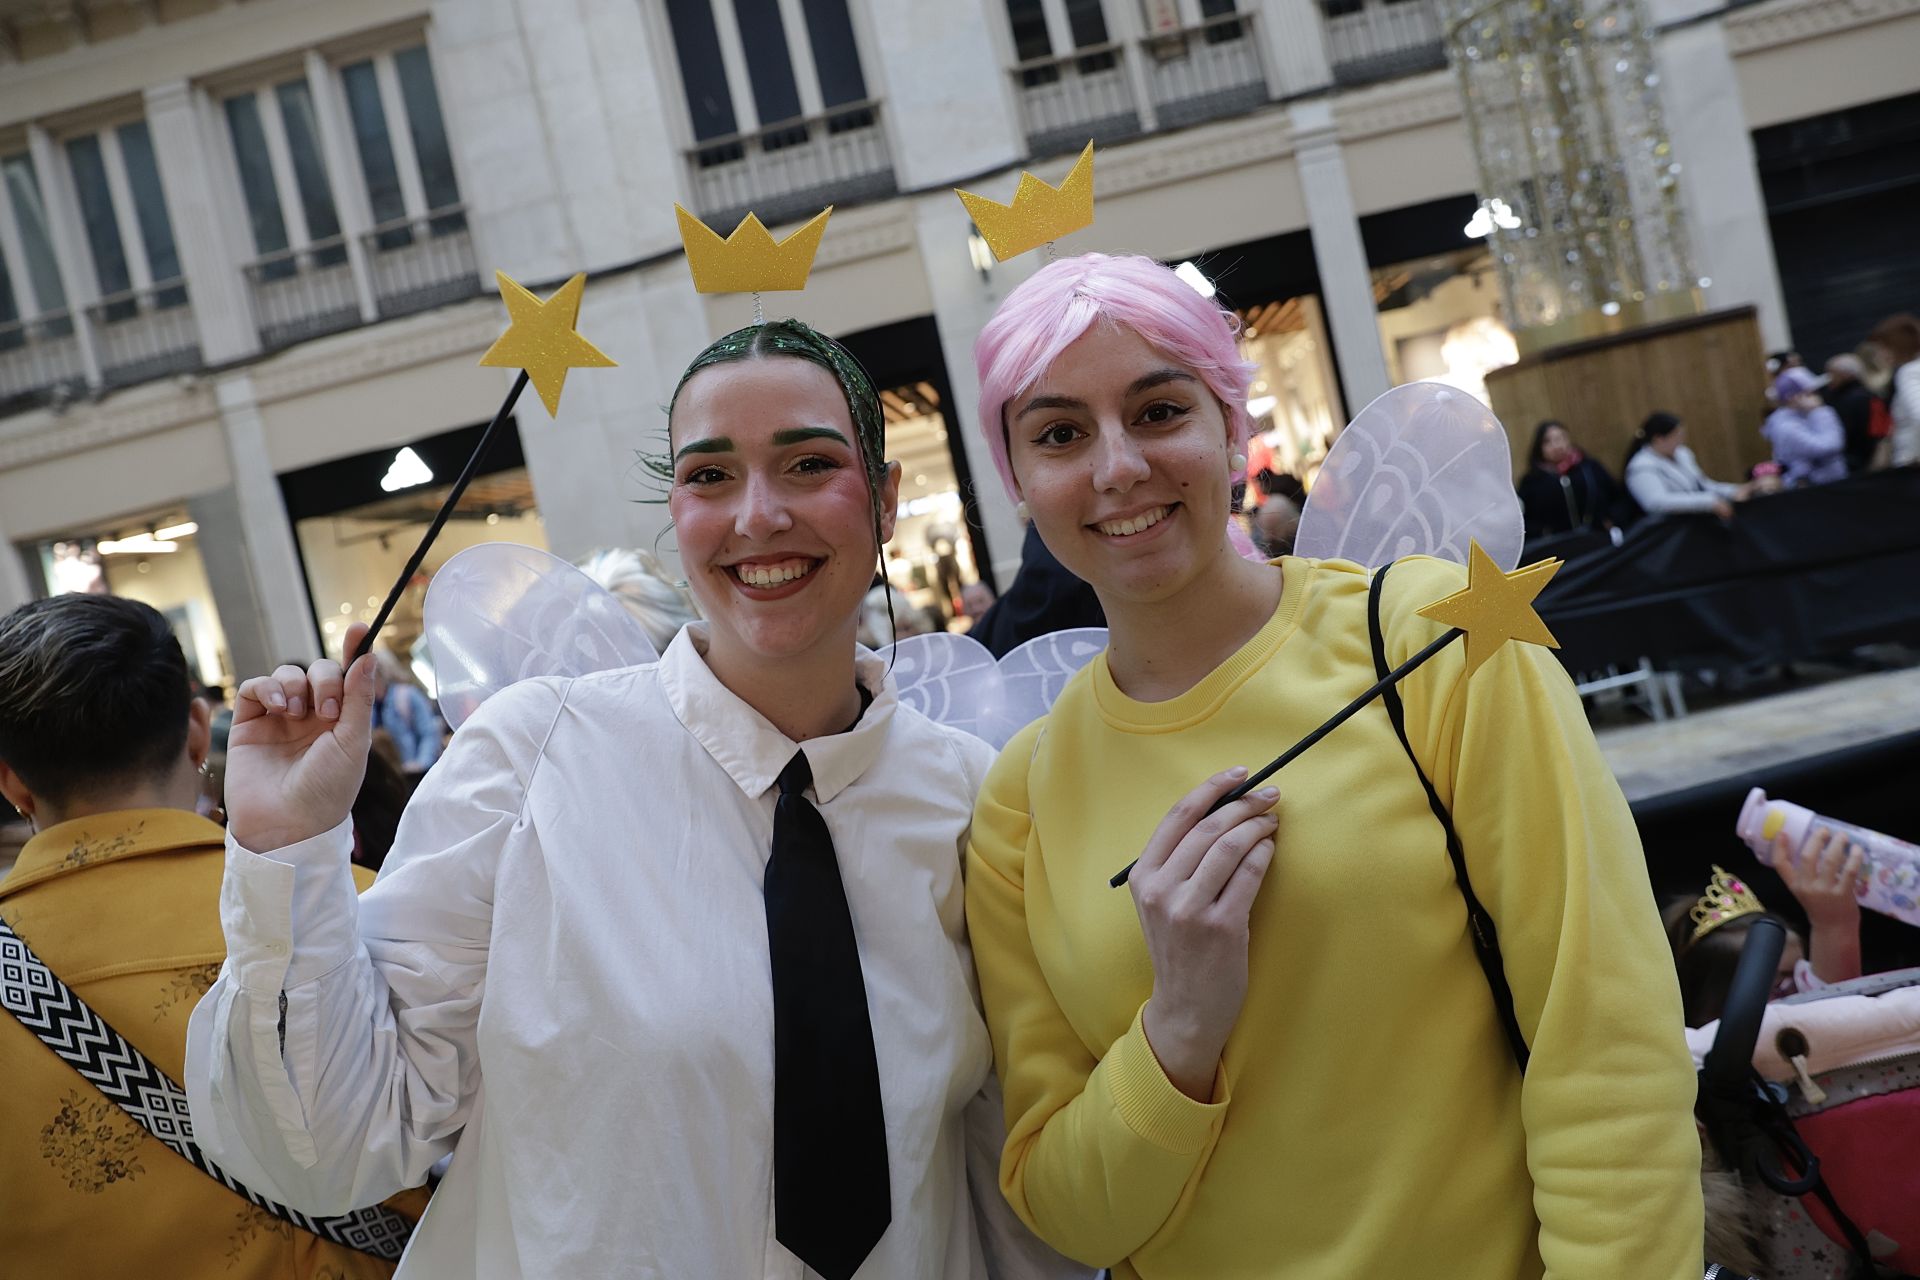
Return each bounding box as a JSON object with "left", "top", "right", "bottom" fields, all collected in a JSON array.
[
  {"left": 1294, "top": 382, "right": 1524, "bottom": 571},
  {"left": 987, "top": 628, "right": 1109, "bottom": 748},
  {"left": 876, "top": 631, "right": 1002, "bottom": 741},
  {"left": 423, "top": 542, "right": 659, "bottom": 729}
]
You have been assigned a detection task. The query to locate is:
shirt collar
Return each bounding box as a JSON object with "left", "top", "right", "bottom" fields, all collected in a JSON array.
[
  {"left": 657, "top": 622, "right": 896, "bottom": 804},
  {"left": 0, "top": 807, "right": 227, "bottom": 899}
]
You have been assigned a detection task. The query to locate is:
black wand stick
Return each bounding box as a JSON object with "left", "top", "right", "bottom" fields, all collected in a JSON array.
[
  {"left": 360, "top": 368, "right": 531, "bottom": 656},
  {"left": 1110, "top": 627, "right": 1463, "bottom": 887}
]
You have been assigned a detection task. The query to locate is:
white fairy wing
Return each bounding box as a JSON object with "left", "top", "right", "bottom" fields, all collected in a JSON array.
[
  {"left": 1294, "top": 381, "right": 1524, "bottom": 571},
  {"left": 875, "top": 631, "right": 1002, "bottom": 742},
  {"left": 423, "top": 542, "right": 659, "bottom": 729},
  {"left": 987, "top": 627, "right": 1109, "bottom": 748}
]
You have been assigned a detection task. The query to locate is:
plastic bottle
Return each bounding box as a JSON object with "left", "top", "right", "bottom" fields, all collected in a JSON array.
[{"left": 1736, "top": 788, "right": 1920, "bottom": 927}]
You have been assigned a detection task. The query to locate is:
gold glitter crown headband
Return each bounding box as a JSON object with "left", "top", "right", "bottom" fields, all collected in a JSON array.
[
  {"left": 674, "top": 205, "right": 833, "bottom": 297},
  {"left": 1688, "top": 865, "right": 1766, "bottom": 946},
  {"left": 954, "top": 141, "right": 1095, "bottom": 262}
]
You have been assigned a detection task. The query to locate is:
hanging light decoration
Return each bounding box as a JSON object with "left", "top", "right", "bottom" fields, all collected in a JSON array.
[{"left": 1443, "top": 0, "right": 1705, "bottom": 351}]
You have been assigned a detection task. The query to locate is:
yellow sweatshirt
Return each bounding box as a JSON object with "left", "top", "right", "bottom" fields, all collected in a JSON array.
[{"left": 965, "top": 555, "right": 1703, "bottom": 1279}]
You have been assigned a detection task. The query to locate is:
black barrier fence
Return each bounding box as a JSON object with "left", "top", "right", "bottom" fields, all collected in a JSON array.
[{"left": 1533, "top": 468, "right": 1920, "bottom": 674}]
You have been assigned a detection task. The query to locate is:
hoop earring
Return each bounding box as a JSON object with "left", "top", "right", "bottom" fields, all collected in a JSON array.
[
  {"left": 1230, "top": 452, "right": 1247, "bottom": 473},
  {"left": 1014, "top": 501, "right": 1030, "bottom": 522}
]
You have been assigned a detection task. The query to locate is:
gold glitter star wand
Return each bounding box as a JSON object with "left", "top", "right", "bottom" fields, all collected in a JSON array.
[
  {"left": 1112, "top": 542, "right": 1561, "bottom": 886},
  {"left": 360, "top": 270, "right": 615, "bottom": 654}
]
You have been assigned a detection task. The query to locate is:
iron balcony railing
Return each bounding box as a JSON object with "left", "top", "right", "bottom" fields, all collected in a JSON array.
[
  {"left": 244, "top": 236, "right": 362, "bottom": 351},
  {"left": 1012, "top": 41, "right": 1143, "bottom": 158},
  {"left": 1143, "top": 11, "right": 1272, "bottom": 130},
  {"left": 85, "top": 279, "right": 201, "bottom": 389},
  {"left": 1322, "top": 0, "right": 1448, "bottom": 87},
  {"left": 362, "top": 205, "right": 483, "bottom": 321},
  {"left": 686, "top": 100, "right": 897, "bottom": 230},
  {"left": 0, "top": 310, "right": 88, "bottom": 412}
]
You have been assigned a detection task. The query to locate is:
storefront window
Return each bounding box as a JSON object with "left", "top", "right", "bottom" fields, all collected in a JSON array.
[
  {"left": 878, "top": 382, "right": 982, "bottom": 632},
  {"left": 294, "top": 465, "right": 544, "bottom": 679},
  {"left": 36, "top": 511, "right": 232, "bottom": 689},
  {"left": 1237, "top": 293, "right": 1344, "bottom": 485},
  {"left": 1372, "top": 246, "right": 1517, "bottom": 407}
]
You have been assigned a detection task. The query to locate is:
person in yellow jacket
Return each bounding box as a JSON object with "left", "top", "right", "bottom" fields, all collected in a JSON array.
[
  {"left": 963, "top": 252, "right": 1704, "bottom": 1278},
  {"left": 0, "top": 593, "right": 426, "bottom": 1277}
]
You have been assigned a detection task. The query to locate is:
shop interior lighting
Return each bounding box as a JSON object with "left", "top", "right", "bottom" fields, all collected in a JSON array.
[
  {"left": 381, "top": 446, "right": 435, "bottom": 492},
  {"left": 1174, "top": 261, "right": 1216, "bottom": 298},
  {"left": 1246, "top": 396, "right": 1278, "bottom": 419},
  {"left": 1463, "top": 198, "right": 1523, "bottom": 240},
  {"left": 154, "top": 521, "right": 199, "bottom": 540},
  {"left": 97, "top": 533, "right": 179, "bottom": 555}
]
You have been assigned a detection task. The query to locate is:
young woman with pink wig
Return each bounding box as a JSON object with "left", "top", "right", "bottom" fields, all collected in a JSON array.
[{"left": 963, "top": 253, "right": 1704, "bottom": 1278}]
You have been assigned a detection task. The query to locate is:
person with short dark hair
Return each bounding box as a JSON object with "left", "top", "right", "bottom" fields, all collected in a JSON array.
[
  {"left": 1824, "top": 354, "right": 1882, "bottom": 473},
  {"left": 0, "top": 594, "right": 423, "bottom": 1277},
  {"left": 1517, "top": 419, "right": 1623, "bottom": 537}
]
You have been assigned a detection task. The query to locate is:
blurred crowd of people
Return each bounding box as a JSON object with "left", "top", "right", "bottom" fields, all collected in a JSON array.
[{"left": 1515, "top": 311, "right": 1920, "bottom": 541}]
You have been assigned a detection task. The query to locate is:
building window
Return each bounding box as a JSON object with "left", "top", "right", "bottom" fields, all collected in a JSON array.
[
  {"left": 802, "top": 0, "right": 869, "bottom": 107},
  {"left": 1, "top": 153, "right": 69, "bottom": 317},
  {"left": 223, "top": 41, "right": 475, "bottom": 347},
  {"left": 735, "top": 0, "right": 804, "bottom": 127},
  {"left": 63, "top": 122, "right": 188, "bottom": 318},
  {"left": 665, "top": 0, "right": 741, "bottom": 141}
]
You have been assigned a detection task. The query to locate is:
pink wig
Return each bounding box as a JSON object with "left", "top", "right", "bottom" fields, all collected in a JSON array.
[{"left": 973, "top": 252, "right": 1256, "bottom": 501}]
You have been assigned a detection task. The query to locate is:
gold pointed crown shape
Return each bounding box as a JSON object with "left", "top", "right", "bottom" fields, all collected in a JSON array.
[
  {"left": 675, "top": 205, "right": 832, "bottom": 294},
  {"left": 1688, "top": 865, "right": 1767, "bottom": 944},
  {"left": 955, "top": 142, "right": 1094, "bottom": 263}
]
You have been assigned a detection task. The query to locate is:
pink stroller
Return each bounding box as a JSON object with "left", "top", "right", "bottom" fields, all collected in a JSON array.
[{"left": 1696, "top": 917, "right": 1920, "bottom": 1279}]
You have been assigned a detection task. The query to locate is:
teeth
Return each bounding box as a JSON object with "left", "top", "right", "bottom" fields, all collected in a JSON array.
[
  {"left": 1097, "top": 506, "right": 1170, "bottom": 537},
  {"left": 735, "top": 560, "right": 816, "bottom": 587}
]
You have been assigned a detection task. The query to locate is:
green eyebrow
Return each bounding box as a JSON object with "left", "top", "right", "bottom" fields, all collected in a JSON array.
[
  {"left": 673, "top": 437, "right": 733, "bottom": 461},
  {"left": 772, "top": 427, "right": 851, "bottom": 447}
]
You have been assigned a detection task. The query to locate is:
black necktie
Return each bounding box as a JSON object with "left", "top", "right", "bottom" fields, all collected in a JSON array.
[{"left": 765, "top": 749, "right": 890, "bottom": 1278}]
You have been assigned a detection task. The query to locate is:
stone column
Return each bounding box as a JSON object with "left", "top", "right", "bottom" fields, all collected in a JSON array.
[
  {"left": 0, "top": 516, "right": 36, "bottom": 615},
  {"left": 215, "top": 373, "right": 321, "bottom": 662},
  {"left": 25, "top": 125, "right": 103, "bottom": 388},
  {"left": 858, "top": 0, "right": 1025, "bottom": 190},
  {"left": 1291, "top": 100, "right": 1391, "bottom": 413},
  {"left": 144, "top": 80, "right": 260, "bottom": 365},
  {"left": 1254, "top": 0, "right": 1336, "bottom": 97},
  {"left": 910, "top": 190, "right": 1033, "bottom": 587},
  {"left": 1653, "top": 17, "right": 1791, "bottom": 350}
]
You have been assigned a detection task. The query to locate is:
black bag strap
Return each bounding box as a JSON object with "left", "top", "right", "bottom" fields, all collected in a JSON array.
[
  {"left": 0, "top": 914, "right": 414, "bottom": 1261},
  {"left": 1369, "top": 562, "right": 1530, "bottom": 1073}
]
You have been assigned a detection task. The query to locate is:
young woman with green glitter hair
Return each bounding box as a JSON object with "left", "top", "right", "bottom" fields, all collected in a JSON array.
[
  {"left": 199, "top": 307, "right": 1083, "bottom": 1278},
  {"left": 649, "top": 317, "right": 893, "bottom": 563}
]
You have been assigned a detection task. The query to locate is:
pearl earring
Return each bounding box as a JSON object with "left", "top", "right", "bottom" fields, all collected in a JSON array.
[
  {"left": 1014, "top": 501, "right": 1030, "bottom": 522},
  {"left": 1230, "top": 452, "right": 1247, "bottom": 473}
]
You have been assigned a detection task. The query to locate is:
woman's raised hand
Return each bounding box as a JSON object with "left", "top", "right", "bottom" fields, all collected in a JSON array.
[
  {"left": 225, "top": 621, "right": 376, "bottom": 854},
  {"left": 1127, "top": 767, "right": 1279, "bottom": 1101}
]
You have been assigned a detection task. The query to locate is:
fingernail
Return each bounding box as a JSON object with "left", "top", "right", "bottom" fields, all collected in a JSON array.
[
  {"left": 322, "top": 698, "right": 340, "bottom": 719},
  {"left": 288, "top": 696, "right": 304, "bottom": 716},
  {"left": 267, "top": 691, "right": 285, "bottom": 710},
  {"left": 1227, "top": 766, "right": 1249, "bottom": 779},
  {"left": 1256, "top": 787, "right": 1279, "bottom": 800}
]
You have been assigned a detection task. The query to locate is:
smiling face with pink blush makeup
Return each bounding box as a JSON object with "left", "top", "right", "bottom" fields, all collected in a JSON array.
[
  {"left": 1006, "top": 322, "right": 1239, "bottom": 607},
  {"left": 668, "top": 356, "right": 899, "bottom": 671}
]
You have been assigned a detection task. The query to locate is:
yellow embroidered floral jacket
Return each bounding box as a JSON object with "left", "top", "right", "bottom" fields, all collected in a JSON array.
[{"left": 0, "top": 807, "right": 428, "bottom": 1277}]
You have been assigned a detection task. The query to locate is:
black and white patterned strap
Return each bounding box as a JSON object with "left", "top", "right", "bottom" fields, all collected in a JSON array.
[{"left": 0, "top": 915, "right": 413, "bottom": 1262}]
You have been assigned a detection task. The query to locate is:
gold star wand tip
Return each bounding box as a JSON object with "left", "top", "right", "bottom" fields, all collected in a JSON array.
[
  {"left": 1415, "top": 540, "right": 1563, "bottom": 676},
  {"left": 479, "top": 270, "right": 617, "bottom": 417}
]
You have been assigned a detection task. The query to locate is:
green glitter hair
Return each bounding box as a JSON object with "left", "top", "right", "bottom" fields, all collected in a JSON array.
[{"left": 647, "top": 318, "right": 890, "bottom": 553}]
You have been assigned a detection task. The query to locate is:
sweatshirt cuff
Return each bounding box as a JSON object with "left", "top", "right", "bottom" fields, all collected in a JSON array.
[{"left": 1105, "top": 1005, "right": 1230, "bottom": 1156}]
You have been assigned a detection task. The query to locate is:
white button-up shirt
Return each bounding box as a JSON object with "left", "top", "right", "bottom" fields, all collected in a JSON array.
[{"left": 186, "top": 627, "right": 1083, "bottom": 1280}]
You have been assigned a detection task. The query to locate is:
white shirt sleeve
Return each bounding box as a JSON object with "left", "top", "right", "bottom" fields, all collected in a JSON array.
[
  {"left": 186, "top": 679, "right": 567, "bottom": 1216},
  {"left": 943, "top": 726, "right": 1091, "bottom": 1280}
]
